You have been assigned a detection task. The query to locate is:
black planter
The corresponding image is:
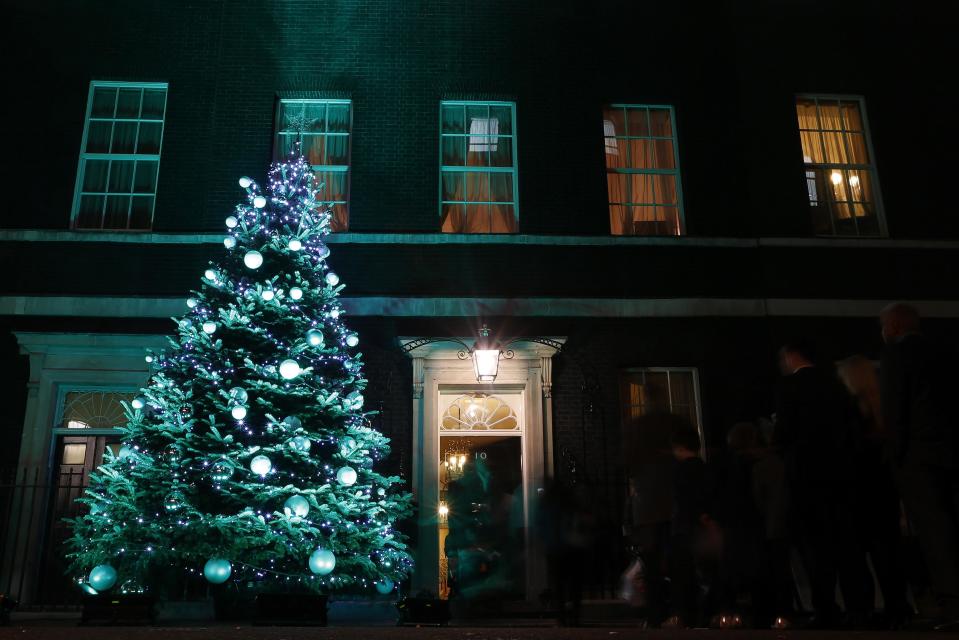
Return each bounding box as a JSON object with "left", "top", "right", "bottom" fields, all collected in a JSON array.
[
  {"left": 80, "top": 594, "right": 156, "bottom": 625},
  {"left": 396, "top": 596, "right": 450, "bottom": 626},
  {"left": 253, "top": 593, "right": 328, "bottom": 626}
]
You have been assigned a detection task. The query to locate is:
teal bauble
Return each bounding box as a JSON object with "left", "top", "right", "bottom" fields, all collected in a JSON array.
[
  {"left": 375, "top": 578, "right": 394, "bottom": 595},
  {"left": 336, "top": 466, "right": 357, "bottom": 486},
  {"left": 203, "top": 558, "right": 232, "bottom": 584},
  {"left": 339, "top": 437, "right": 357, "bottom": 457},
  {"left": 283, "top": 495, "right": 310, "bottom": 518},
  {"left": 305, "top": 329, "right": 324, "bottom": 347},
  {"left": 211, "top": 461, "right": 235, "bottom": 482},
  {"left": 309, "top": 548, "right": 336, "bottom": 575},
  {"left": 88, "top": 564, "right": 117, "bottom": 591},
  {"left": 290, "top": 435, "right": 311, "bottom": 452}
]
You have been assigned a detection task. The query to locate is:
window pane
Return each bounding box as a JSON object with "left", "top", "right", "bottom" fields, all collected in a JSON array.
[
  {"left": 141, "top": 89, "right": 166, "bottom": 119},
  {"left": 796, "top": 99, "right": 818, "bottom": 129},
  {"left": 846, "top": 132, "right": 870, "bottom": 164},
  {"left": 327, "top": 104, "right": 349, "bottom": 133},
  {"left": 116, "top": 88, "right": 142, "bottom": 118},
  {"left": 104, "top": 195, "right": 130, "bottom": 228},
  {"left": 466, "top": 204, "right": 490, "bottom": 233},
  {"left": 607, "top": 173, "right": 628, "bottom": 204},
  {"left": 82, "top": 160, "right": 109, "bottom": 192},
  {"left": 817, "top": 100, "right": 842, "bottom": 130},
  {"left": 323, "top": 171, "right": 348, "bottom": 201},
  {"left": 133, "top": 161, "right": 158, "bottom": 193},
  {"left": 660, "top": 207, "right": 681, "bottom": 235},
  {"left": 86, "top": 121, "right": 112, "bottom": 153},
  {"left": 441, "top": 104, "right": 465, "bottom": 134},
  {"left": 329, "top": 203, "right": 348, "bottom": 232},
  {"left": 62, "top": 444, "right": 87, "bottom": 466},
  {"left": 650, "top": 139, "right": 675, "bottom": 169},
  {"left": 840, "top": 101, "right": 863, "bottom": 131},
  {"left": 466, "top": 104, "right": 489, "bottom": 127},
  {"left": 111, "top": 121, "right": 137, "bottom": 154},
  {"left": 847, "top": 169, "right": 873, "bottom": 204},
  {"left": 653, "top": 174, "right": 678, "bottom": 204},
  {"left": 609, "top": 205, "right": 627, "bottom": 235},
  {"left": 91, "top": 87, "right": 116, "bottom": 118},
  {"left": 490, "top": 105, "right": 512, "bottom": 135},
  {"left": 441, "top": 203, "right": 466, "bottom": 232},
  {"left": 76, "top": 196, "right": 104, "bottom": 227},
  {"left": 628, "top": 138, "right": 650, "bottom": 169},
  {"left": 631, "top": 206, "right": 660, "bottom": 235},
  {"left": 490, "top": 204, "right": 515, "bottom": 232},
  {"left": 466, "top": 172, "right": 489, "bottom": 202},
  {"left": 490, "top": 172, "right": 513, "bottom": 203},
  {"left": 649, "top": 108, "right": 672, "bottom": 137},
  {"left": 302, "top": 134, "right": 326, "bottom": 166},
  {"left": 136, "top": 122, "right": 162, "bottom": 154},
  {"left": 442, "top": 172, "right": 464, "bottom": 201},
  {"left": 604, "top": 107, "right": 625, "bottom": 137},
  {"left": 326, "top": 135, "right": 349, "bottom": 166},
  {"left": 466, "top": 141, "right": 489, "bottom": 167},
  {"left": 631, "top": 174, "right": 654, "bottom": 204},
  {"left": 489, "top": 137, "right": 512, "bottom": 167},
  {"left": 109, "top": 161, "right": 134, "bottom": 192},
  {"left": 799, "top": 130, "right": 824, "bottom": 163},
  {"left": 626, "top": 108, "right": 649, "bottom": 137},
  {"left": 441, "top": 136, "right": 465, "bottom": 166},
  {"left": 129, "top": 196, "right": 154, "bottom": 228},
  {"left": 821, "top": 131, "right": 848, "bottom": 163}
]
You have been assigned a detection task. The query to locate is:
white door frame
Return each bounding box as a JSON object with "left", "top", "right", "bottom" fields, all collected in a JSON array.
[{"left": 401, "top": 336, "right": 565, "bottom": 601}]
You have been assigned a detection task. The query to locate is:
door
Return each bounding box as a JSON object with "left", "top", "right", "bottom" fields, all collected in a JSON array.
[{"left": 437, "top": 391, "right": 525, "bottom": 600}]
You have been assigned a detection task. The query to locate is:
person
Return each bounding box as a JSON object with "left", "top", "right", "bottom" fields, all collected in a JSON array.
[
  {"left": 837, "top": 355, "right": 911, "bottom": 627},
  {"left": 664, "top": 424, "right": 713, "bottom": 628},
  {"left": 775, "top": 338, "right": 872, "bottom": 627},
  {"left": 879, "top": 303, "right": 959, "bottom": 631}
]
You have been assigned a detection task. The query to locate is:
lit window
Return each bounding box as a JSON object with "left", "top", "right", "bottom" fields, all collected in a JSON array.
[
  {"left": 620, "top": 368, "right": 703, "bottom": 441},
  {"left": 605, "top": 105, "right": 685, "bottom": 236},
  {"left": 440, "top": 101, "right": 518, "bottom": 233},
  {"left": 72, "top": 82, "right": 168, "bottom": 230},
  {"left": 797, "top": 96, "right": 884, "bottom": 236},
  {"left": 275, "top": 99, "right": 352, "bottom": 232},
  {"left": 59, "top": 390, "right": 136, "bottom": 429}
]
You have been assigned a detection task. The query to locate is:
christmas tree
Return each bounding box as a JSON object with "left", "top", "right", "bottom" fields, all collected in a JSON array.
[{"left": 66, "top": 151, "right": 413, "bottom": 597}]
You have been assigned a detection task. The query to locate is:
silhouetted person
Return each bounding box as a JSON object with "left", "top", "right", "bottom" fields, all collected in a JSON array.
[
  {"left": 538, "top": 478, "right": 593, "bottom": 626},
  {"left": 879, "top": 303, "right": 959, "bottom": 630},
  {"left": 775, "top": 338, "right": 871, "bottom": 627},
  {"left": 837, "top": 355, "right": 911, "bottom": 627}
]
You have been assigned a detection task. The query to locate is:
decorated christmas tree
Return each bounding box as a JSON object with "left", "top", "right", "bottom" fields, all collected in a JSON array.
[{"left": 66, "top": 151, "right": 413, "bottom": 597}]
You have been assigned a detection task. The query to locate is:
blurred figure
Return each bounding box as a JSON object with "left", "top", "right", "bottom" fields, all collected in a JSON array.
[
  {"left": 837, "top": 355, "right": 910, "bottom": 626},
  {"left": 664, "top": 424, "right": 713, "bottom": 628},
  {"left": 879, "top": 303, "right": 959, "bottom": 630},
  {"left": 537, "top": 478, "right": 594, "bottom": 626},
  {"left": 776, "top": 338, "right": 871, "bottom": 627},
  {"left": 444, "top": 458, "right": 492, "bottom": 600}
]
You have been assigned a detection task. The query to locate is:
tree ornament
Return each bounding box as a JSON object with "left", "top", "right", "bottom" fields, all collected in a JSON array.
[
  {"left": 308, "top": 548, "right": 336, "bottom": 575},
  {"left": 282, "top": 416, "right": 302, "bottom": 430},
  {"left": 329, "top": 308, "right": 341, "bottom": 319},
  {"left": 289, "top": 287, "right": 303, "bottom": 300},
  {"left": 88, "top": 564, "right": 118, "bottom": 591},
  {"left": 229, "top": 387, "right": 248, "bottom": 404},
  {"left": 204, "top": 269, "right": 216, "bottom": 281},
  {"left": 253, "top": 196, "right": 267, "bottom": 208},
  {"left": 288, "top": 239, "right": 302, "bottom": 251},
  {"left": 211, "top": 461, "right": 235, "bottom": 482},
  {"left": 164, "top": 492, "right": 183, "bottom": 512},
  {"left": 203, "top": 558, "right": 232, "bottom": 584},
  {"left": 145, "top": 355, "right": 154, "bottom": 363},
  {"left": 250, "top": 455, "right": 272, "bottom": 476},
  {"left": 223, "top": 236, "right": 236, "bottom": 249},
  {"left": 346, "top": 334, "right": 359, "bottom": 347},
  {"left": 244, "top": 251, "right": 263, "bottom": 269},
  {"left": 225, "top": 216, "right": 238, "bottom": 228},
  {"left": 339, "top": 437, "right": 357, "bottom": 457},
  {"left": 290, "top": 435, "right": 311, "bottom": 452},
  {"left": 202, "top": 321, "right": 217, "bottom": 334},
  {"left": 118, "top": 445, "right": 134, "bottom": 460},
  {"left": 317, "top": 243, "right": 331, "bottom": 259},
  {"left": 279, "top": 359, "right": 301, "bottom": 379},
  {"left": 186, "top": 297, "right": 198, "bottom": 308},
  {"left": 377, "top": 487, "right": 386, "bottom": 496},
  {"left": 262, "top": 289, "right": 275, "bottom": 301},
  {"left": 336, "top": 466, "right": 357, "bottom": 486},
  {"left": 238, "top": 176, "right": 252, "bottom": 188},
  {"left": 325, "top": 272, "right": 340, "bottom": 286},
  {"left": 348, "top": 391, "right": 364, "bottom": 409},
  {"left": 131, "top": 395, "right": 147, "bottom": 410},
  {"left": 306, "top": 329, "right": 324, "bottom": 347},
  {"left": 231, "top": 405, "right": 247, "bottom": 420},
  {"left": 283, "top": 495, "right": 310, "bottom": 518},
  {"left": 375, "top": 578, "right": 394, "bottom": 595}
]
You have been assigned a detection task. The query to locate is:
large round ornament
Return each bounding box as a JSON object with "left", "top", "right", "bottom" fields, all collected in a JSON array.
[
  {"left": 336, "top": 466, "right": 357, "bottom": 486},
  {"left": 243, "top": 250, "right": 263, "bottom": 269},
  {"left": 345, "top": 334, "right": 359, "bottom": 347},
  {"left": 375, "top": 578, "right": 394, "bottom": 595},
  {"left": 204, "top": 269, "right": 216, "bottom": 281},
  {"left": 202, "top": 321, "right": 217, "bottom": 334},
  {"left": 253, "top": 195, "right": 267, "bottom": 208},
  {"left": 283, "top": 416, "right": 302, "bottom": 430},
  {"left": 317, "top": 243, "right": 330, "bottom": 259},
  {"left": 348, "top": 392, "right": 364, "bottom": 409},
  {"left": 306, "top": 329, "right": 324, "bottom": 347},
  {"left": 211, "top": 461, "right": 235, "bottom": 482},
  {"left": 118, "top": 445, "right": 134, "bottom": 460},
  {"left": 225, "top": 216, "right": 238, "bottom": 228},
  {"left": 283, "top": 495, "right": 310, "bottom": 518},
  {"left": 325, "top": 272, "right": 340, "bottom": 287},
  {"left": 339, "top": 437, "right": 357, "bottom": 457},
  {"left": 229, "top": 387, "right": 248, "bottom": 404},
  {"left": 290, "top": 435, "right": 311, "bottom": 452},
  {"left": 223, "top": 236, "right": 236, "bottom": 249},
  {"left": 203, "top": 558, "right": 232, "bottom": 584},
  {"left": 88, "top": 564, "right": 118, "bottom": 591},
  {"left": 164, "top": 492, "right": 183, "bottom": 512},
  {"left": 308, "top": 548, "right": 336, "bottom": 575},
  {"left": 186, "top": 297, "right": 198, "bottom": 308},
  {"left": 239, "top": 176, "right": 252, "bottom": 188},
  {"left": 279, "top": 359, "right": 301, "bottom": 380},
  {"left": 145, "top": 354, "right": 154, "bottom": 363},
  {"left": 288, "top": 239, "right": 302, "bottom": 251},
  {"left": 131, "top": 395, "right": 147, "bottom": 410},
  {"left": 289, "top": 287, "right": 303, "bottom": 300},
  {"left": 231, "top": 406, "right": 247, "bottom": 420},
  {"left": 250, "top": 455, "right": 272, "bottom": 476},
  {"left": 262, "top": 289, "right": 275, "bottom": 301}
]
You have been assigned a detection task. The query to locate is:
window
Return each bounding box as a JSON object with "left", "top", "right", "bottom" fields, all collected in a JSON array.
[
  {"left": 72, "top": 82, "right": 168, "bottom": 230},
  {"left": 58, "top": 390, "right": 136, "bottom": 430},
  {"left": 620, "top": 368, "right": 703, "bottom": 448},
  {"left": 604, "top": 105, "right": 684, "bottom": 236},
  {"left": 440, "top": 101, "right": 518, "bottom": 233},
  {"left": 275, "top": 99, "right": 351, "bottom": 232},
  {"left": 796, "top": 96, "right": 884, "bottom": 236}
]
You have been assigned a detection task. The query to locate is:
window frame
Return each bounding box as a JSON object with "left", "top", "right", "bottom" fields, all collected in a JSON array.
[
  {"left": 71, "top": 81, "right": 169, "bottom": 231},
  {"left": 273, "top": 98, "right": 353, "bottom": 232},
  {"left": 796, "top": 93, "right": 887, "bottom": 237},
  {"left": 52, "top": 385, "right": 138, "bottom": 438},
  {"left": 604, "top": 103, "right": 686, "bottom": 236},
  {"left": 619, "top": 366, "right": 705, "bottom": 453},
  {"left": 438, "top": 100, "right": 520, "bottom": 233}
]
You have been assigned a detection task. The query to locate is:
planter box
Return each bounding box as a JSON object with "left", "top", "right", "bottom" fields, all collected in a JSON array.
[
  {"left": 396, "top": 596, "right": 450, "bottom": 626},
  {"left": 80, "top": 594, "right": 156, "bottom": 626},
  {"left": 153, "top": 599, "right": 216, "bottom": 624},
  {"left": 253, "top": 593, "right": 328, "bottom": 626}
]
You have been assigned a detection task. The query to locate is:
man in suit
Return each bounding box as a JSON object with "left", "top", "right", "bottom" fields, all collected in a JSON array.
[
  {"left": 776, "top": 338, "right": 871, "bottom": 627},
  {"left": 880, "top": 303, "right": 959, "bottom": 630}
]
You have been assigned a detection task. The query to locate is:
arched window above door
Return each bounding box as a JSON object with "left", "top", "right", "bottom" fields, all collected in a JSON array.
[{"left": 441, "top": 393, "right": 519, "bottom": 431}]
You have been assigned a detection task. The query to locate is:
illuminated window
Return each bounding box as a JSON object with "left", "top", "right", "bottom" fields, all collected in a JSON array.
[
  {"left": 72, "top": 82, "right": 168, "bottom": 230},
  {"left": 797, "top": 96, "right": 884, "bottom": 236},
  {"left": 620, "top": 368, "right": 702, "bottom": 436},
  {"left": 604, "top": 105, "right": 685, "bottom": 236},
  {"left": 440, "top": 101, "right": 518, "bottom": 233},
  {"left": 275, "top": 99, "right": 352, "bottom": 232},
  {"left": 59, "top": 390, "right": 136, "bottom": 430}
]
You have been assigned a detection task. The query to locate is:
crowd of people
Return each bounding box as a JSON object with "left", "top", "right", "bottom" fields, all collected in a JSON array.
[{"left": 615, "top": 303, "right": 959, "bottom": 631}]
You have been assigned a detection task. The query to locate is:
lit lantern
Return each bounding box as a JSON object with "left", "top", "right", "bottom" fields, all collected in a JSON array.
[
  {"left": 203, "top": 558, "right": 232, "bottom": 584},
  {"left": 471, "top": 325, "right": 501, "bottom": 382},
  {"left": 308, "top": 548, "right": 336, "bottom": 575},
  {"left": 88, "top": 564, "right": 117, "bottom": 591}
]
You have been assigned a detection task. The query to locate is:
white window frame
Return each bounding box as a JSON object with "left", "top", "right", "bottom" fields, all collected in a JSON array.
[
  {"left": 53, "top": 386, "right": 137, "bottom": 437},
  {"left": 621, "top": 366, "right": 705, "bottom": 451},
  {"left": 796, "top": 93, "right": 887, "bottom": 237},
  {"left": 71, "top": 81, "right": 168, "bottom": 230}
]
